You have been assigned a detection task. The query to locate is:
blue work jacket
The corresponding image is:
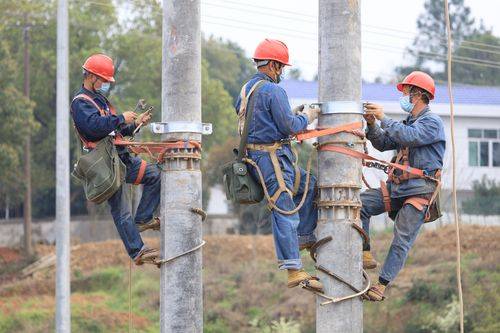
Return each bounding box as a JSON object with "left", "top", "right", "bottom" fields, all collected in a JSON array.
[
  {"left": 366, "top": 107, "right": 446, "bottom": 198},
  {"left": 235, "top": 73, "right": 308, "bottom": 144},
  {"left": 70, "top": 87, "right": 136, "bottom": 153}
]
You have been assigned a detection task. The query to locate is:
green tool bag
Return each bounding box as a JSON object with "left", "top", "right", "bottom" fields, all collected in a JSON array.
[
  {"left": 222, "top": 80, "right": 265, "bottom": 204},
  {"left": 72, "top": 136, "right": 124, "bottom": 204}
]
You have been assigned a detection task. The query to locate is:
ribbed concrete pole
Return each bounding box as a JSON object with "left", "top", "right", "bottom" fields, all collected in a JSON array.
[
  {"left": 55, "top": 0, "right": 71, "bottom": 331},
  {"left": 317, "top": 0, "right": 363, "bottom": 332},
  {"left": 160, "top": 1, "right": 203, "bottom": 332}
]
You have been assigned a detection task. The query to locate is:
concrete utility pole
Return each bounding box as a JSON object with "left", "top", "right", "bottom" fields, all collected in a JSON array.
[
  {"left": 55, "top": 0, "right": 71, "bottom": 331},
  {"left": 23, "top": 13, "right": 32, "bottom": 256},
  {"left": 160, "top": 0, "right": 203, "bottom": 332},
  {"left": 316, "top": 0, "right": 363, "bottom": 332}
]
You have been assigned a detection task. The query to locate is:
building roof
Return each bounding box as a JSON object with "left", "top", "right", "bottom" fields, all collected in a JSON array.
[{"left": 281, "top": 80, "right": 500, "bottom": 105}]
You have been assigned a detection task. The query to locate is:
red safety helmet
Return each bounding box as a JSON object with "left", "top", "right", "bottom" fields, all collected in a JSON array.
[
  {"left": 82, "top": 54, "right": 115, "bottom": 82},
  {"left": 397, "top": 71, "right": 435, "bottom": 100},
  {"left": 253, "top": 39, "right": 291, "bottom": 66}
]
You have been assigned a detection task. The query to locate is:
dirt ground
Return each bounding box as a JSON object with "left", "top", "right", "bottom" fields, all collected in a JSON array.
[
  {"left": 0, "top": 225, "right": 498, "bottom": 296},
  {"left": 0, "top": 225, "right": 498, "bottom": 332}
]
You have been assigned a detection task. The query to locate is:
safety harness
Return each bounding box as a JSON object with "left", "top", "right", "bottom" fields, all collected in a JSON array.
[{"left": 71, "top": 93, "right": 202, "bottom": 184}]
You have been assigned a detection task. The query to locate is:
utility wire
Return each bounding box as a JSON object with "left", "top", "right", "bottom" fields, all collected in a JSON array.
[{"left": 204, "top": 0, "right": 500, "bottom": 51}]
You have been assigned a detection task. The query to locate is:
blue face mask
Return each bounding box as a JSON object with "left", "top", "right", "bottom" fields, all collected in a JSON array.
[
  {"left": 96, "top": 82, "right": 111, "bottom": 95},
  {"left": 399, "top": 95, "right": 414, "bottom": 113}
]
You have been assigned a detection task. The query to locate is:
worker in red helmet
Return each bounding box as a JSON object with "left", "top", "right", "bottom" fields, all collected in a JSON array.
[
  {"left": 360, "top": 71, "right": 446, "bottom": 301},
  {"left": 235, "top": 39, "right": 323, "bottom": 292},
  {"left": 71, "top": 54, "right": 161, "bottom": 265}
]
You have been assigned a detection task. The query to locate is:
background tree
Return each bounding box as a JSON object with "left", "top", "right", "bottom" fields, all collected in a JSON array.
[
  {"left": 394, "top": 0, "right": 500, "bottom": 86},
  {"left": 202, "top": 36, "right": 254, "bottom": 101}
]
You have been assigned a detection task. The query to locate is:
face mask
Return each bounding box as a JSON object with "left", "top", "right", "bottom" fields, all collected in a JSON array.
[
  {"left": 271, "top": 63, "right": 283, "bottom": 84},
  {"left": 399, "top": 95, "right": 414, "bottom": 113},
  {"left": 96, "top": 82, "right": 111, "bottom": 95}
]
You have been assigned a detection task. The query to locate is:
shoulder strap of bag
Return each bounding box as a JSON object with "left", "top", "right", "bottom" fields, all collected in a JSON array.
[{"left": 237, "top": 80, "right": 266, "bottom": 162}]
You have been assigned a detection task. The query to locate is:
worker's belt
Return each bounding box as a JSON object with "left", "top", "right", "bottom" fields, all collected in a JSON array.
[
  {"left": 246, "top": 142, "right": 301, "bottom": 204},
  {"left": 317, "top": 143, "right": 442, "bottom": 223}
]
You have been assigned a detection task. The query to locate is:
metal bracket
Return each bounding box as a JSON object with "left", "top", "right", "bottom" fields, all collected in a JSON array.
[
  {"left": 312, "top": 101, "right": 364, "bottom": 115},
  {"left": 150, "top": 121, "right": 212, "bottom": 135}
]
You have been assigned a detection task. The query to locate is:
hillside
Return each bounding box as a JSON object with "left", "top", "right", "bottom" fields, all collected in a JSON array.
[{"left": 0, "top": 225, "right": 498, "bottom": 332}]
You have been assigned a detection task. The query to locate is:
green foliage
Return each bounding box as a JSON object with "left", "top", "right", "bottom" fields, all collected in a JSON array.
[
  {"left": 395, "top": 0, "right": 500, "bottom": 86},
  {"left": 462, "top": 176, "right": 500, "bottom": 215},
  {"left": 0, "top": 38, "right": 37, "bottom": 204},
  {"left": 0, "top": 0, "right": 250, "bottom": 217},
  {"left": 202, "top": 36, "right": 254, "bottom": 101},
  {"left": 250, "top": 317, "right": 301, "bottom": 333},
  {"left": 405, "top": 280, "right": 454, "bottom": 304}
]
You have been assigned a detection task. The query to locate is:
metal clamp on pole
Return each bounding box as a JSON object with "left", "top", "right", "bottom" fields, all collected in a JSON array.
[
  {"left": 311, "top": 101, "right": 364, "bottom": 115},
  {"left": 150, "top": 121, "right": 213, "bottom": 135}
]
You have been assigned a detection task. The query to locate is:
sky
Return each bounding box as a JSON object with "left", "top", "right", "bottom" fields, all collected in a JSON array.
[{"left": 199, "top": 0, "right": 500, "bottom": 82}]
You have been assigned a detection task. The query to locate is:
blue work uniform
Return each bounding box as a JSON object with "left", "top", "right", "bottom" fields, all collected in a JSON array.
[
  {"left": 71, "top": 86, "right": 161, "bottom": 260},
  {"left": 361, "top": 106, "right": 446, "bottom": 283},
  {"left": 235, "top": 72, "right": 318, "bottom": 270}
]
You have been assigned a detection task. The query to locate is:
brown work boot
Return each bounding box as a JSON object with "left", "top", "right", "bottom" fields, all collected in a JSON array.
[
  {"left": 365, "top": 283, "right": 386, "bottom": 301},
  {"left": 287, "top": 269, "right": 324, "bottom": 293},
  {"left": 136, "top": 217, "right": 161, "bottom": 233},
  {"left": 299, "top": 242, "right": 315, "bottom": 251},
  {"left": 134, "top": 247, "right": 160, "bottom": 266},
  {"left": 363, "top": 250, "right": 378, "bottom": 269}
]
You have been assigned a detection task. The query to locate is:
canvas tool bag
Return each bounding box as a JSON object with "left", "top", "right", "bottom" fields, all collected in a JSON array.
[
  {"left": 222, "top": 80, "right": 265, "bottom": 204},
  {"left": 72, "top": 136, "right": 124, "bottom": 204}
]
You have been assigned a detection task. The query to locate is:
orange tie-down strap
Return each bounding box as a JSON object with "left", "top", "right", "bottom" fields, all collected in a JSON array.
[
  {"left": 318, "top": 144, "right": 437, "bottom": 181},
  {"left": 133, "top": 159, "right": 147, "bottom": 185},
  {"left": 295, "top": 122, "right": 363, "bottom": 142}
]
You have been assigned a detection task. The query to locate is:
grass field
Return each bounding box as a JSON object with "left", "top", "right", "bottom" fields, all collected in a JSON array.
[{"left": 0, "top": 225, "right": 498, "bottom": 332}]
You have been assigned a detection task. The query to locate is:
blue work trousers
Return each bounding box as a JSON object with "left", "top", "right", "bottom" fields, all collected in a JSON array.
[
  {"left": 107, "top": 154, "right": 161, "bottom": 259},
  {"left": 248, "top": 147, "right": 318, "bottom": 270},
  {"left": 361, "top": 185, "right": 426, "bottom": 283}
]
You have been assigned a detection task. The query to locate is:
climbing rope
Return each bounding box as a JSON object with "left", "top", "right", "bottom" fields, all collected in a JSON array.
[
  {"left": 154, "top": 241, "right": 206, "bottom": 267},
  {"left": 242, "top": 147, "right": 313, "bottom": 215},
  {"left": 128, "top": 259, "right": 132, "bottom": 333},
  {"left": 444, "top": 1, "right": 465, "bottom": 331}
]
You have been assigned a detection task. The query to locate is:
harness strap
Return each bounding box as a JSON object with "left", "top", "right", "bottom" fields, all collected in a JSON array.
[
  {"left": 238, "top": 80, "right": 265, "bottom": 136},
  {"left": 295, "top": 121, "right": 363, "bottom": 142},
  {"left": 291, "top": 145, "right": 301, "bottom": 194},
  {"left": 380, "top": 181, "right": 391, "bottom": 212},
  {"left": 71, "top": 93, "right": 120, "bottom": 149},
  {"left": 133, "top": 160, "right": 147, "bottom": 185},
  {"left": 404, "top": 196, "right": 429, "bottom": 212},
  {"left": 247, "top": 142, "right": 294, "bottom": 205},
  {"left": 242, "top": 146, "right": 313, "bottom": 215}
]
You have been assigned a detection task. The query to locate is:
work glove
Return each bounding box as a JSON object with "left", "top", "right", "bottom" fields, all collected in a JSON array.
[
  {"left": 301, "top": 105, "right": 321, "bottom": 124},
  {"left": 292, "top": 104, "right": 305, "bottom": 114}
]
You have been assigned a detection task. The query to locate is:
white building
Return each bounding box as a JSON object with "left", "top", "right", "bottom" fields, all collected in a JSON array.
[{"left": 281, "top": 80, "right": 500, "bottom": 210}]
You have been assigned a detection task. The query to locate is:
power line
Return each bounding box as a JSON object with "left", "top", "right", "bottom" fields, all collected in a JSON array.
[
  {"left": 72, "top": 0, "right": 500, "bottom": 73},
  {"left": 79, "top": 0, "right": 500, "bottom": 57},
  {"left": 204, "top": 0, "right": 500, "bottom": 52}
]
